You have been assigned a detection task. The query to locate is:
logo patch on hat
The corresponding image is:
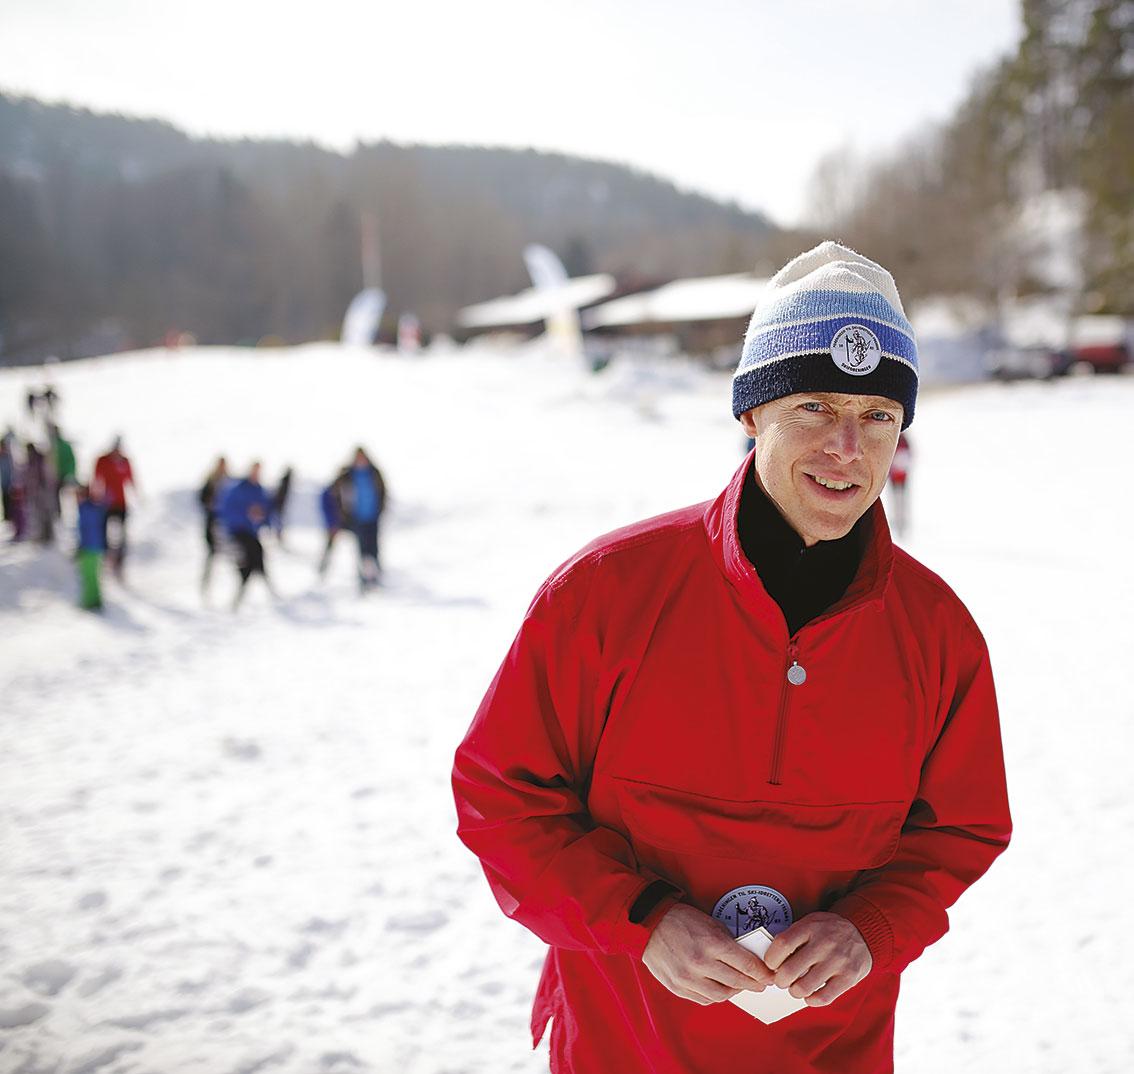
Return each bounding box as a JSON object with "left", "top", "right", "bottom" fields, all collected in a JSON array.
[
  {"left": 830, "top": 324, "right": 882, "bottom": 376},
  {"left": 712, "top": 884, "right": 793, "bottom": 938}
]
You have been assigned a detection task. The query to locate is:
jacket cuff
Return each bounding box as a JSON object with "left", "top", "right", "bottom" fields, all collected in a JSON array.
[
  {"left": 829, "top": 892, "right": 894, "bottom": 972},
  {"left": 628, "top": 879, "right": 682, "bottom": 924},
  {"left": 618, "top": 876, "right": 684, "bottom": 960}
]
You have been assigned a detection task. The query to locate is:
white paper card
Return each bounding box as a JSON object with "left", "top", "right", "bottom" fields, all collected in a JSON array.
[{"left": 727, "top": 927, "right": 808, "bottom": 1024}]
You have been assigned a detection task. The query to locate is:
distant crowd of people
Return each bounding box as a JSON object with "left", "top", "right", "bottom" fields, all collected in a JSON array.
[
  {"left": 2, "top": 384, "right": 142, "bottom": 612},
  {"left": 197, "top": 446, "right": 387, "bottom": 609},
  {"left": 4, "top": 380, "right": 389, "bottom": 613}
]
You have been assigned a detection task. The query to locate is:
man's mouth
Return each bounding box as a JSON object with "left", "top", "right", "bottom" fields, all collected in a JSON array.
[{"left": 808, "top": 474, "right": 857, "bottom": 492}]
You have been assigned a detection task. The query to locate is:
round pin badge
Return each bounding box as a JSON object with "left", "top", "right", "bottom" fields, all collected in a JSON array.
[
  {"left": 712, "top": 884, "right": 793, "bottom": 938},
  {"left": 829, "top": 324, "right": 882, "bottom": 376}
]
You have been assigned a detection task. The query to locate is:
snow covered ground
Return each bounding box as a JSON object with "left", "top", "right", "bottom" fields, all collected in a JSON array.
[{"left": 1, "top": 343, "right": 1131, "bottom": 1074}]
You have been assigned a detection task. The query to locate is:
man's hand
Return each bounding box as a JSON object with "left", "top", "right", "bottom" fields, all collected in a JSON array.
[
  {"left": 642, "top": 903, "right": 774, "bottom": 1005},
  {"left": 763, "top": 912, "right": 872, "bottom": 1007}
]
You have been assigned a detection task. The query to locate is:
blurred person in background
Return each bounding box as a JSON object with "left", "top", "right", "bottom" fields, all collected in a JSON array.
[
  {"left": 887, "top": 432, "right": 912, "bottom": 537},
  {"left": 23, "top": 443, "right": 53, "bottom": 545},
  {"left": 41, "top": 383, "right": 59, "bottom": 421},
  {"left": 74, "top": 483, "right": 106, "bottom": 611},
  {"left": 0, "top": 431, "right": 14, "bottom": 534},
  {"left": 92, "top": 436, "right": 137, "bottom": 576},
  {"left": 50, "top": 423, "right": 77, "bottom": 519},
  {"left": 271, "top": 465, "right": 293, "bottom": 544},
  {"left": 453, "top": 242, "right": 1010, "bottom": 1074},
  {"left": 6, "top": 439, "right": 27, "bottom": 542},
  {"left": 198, "top": 456, "right": 231, "bottom": 595},
  {"left": 220, "top": 461, "right": 276, "bottom": 609},
  {"left": 340, "top": 448, "right": 386, "bottom": 592},
  {"left": 317, "top": 467, "right": 348, "bottom": 579},
  {"left": 24, "top": 383, "right": 59, "bottom": 425}
]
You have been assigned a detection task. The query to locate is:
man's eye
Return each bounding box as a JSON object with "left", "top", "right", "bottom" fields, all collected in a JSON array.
[
  {"left": 869, "top": 411, "right": 895, "bottom": 422},
  {"left": 801, "top": 402, "right": 824, "bottom": 412}
]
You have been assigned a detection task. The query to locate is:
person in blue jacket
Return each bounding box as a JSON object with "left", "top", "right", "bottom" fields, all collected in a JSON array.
[
  {"left": 75, "top": 483, "right": 107, "bottom": 611},
  {"left": 219, "top": 461, "right": 276, "bottom": 608},
  {"left": 340, "top": 448, "right": 386, "bottom": 592},
  {"left": 317, "top": 467, "right": 348, "bottom": 578}
]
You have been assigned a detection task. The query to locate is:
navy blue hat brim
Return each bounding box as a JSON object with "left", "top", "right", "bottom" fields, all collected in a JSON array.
[{"left": 732, "top": 354, "right": 917, "bottom": 429}]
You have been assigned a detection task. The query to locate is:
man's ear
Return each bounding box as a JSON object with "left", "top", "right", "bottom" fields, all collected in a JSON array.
[{"left": 739, "top": 410, "right": 759, "bottom": 438}]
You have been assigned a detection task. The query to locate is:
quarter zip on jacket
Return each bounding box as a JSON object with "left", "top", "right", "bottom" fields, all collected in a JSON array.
[{"left": 769, "top": 638, "right": 801, "bottom": 785}]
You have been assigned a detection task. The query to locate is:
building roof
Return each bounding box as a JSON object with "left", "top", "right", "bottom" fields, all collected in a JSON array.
[
  {"left": 583, "top": 273, "right": 768, "bottom": 328},
  {"left": 456, "top": 274, "right": 617, "bottom": 329}
]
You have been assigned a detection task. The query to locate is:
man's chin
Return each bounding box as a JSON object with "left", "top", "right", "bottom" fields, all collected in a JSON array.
[{"left": 802, "top": 507, "right": 871, "bottom": 545}]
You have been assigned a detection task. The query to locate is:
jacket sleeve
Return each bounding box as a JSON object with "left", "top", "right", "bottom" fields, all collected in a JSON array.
[
  {"left": 831, "top": 619, "right": 1011, "bottom": 974},
  {"left": 452, "top": 568, "right": 676, "bottom": 959}
]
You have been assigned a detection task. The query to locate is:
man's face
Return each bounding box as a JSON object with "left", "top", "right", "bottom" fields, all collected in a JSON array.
[{"left": 740, "top": 392, "right": 903, "bottom": 546}]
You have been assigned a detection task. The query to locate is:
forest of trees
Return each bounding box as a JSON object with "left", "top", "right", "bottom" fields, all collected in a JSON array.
[
  {"left": 808, "top": 0, "right": 1132, "bottom": 316},
  {"left": 0, "top": 95, "right": 778, "bottom": 363},
  {"left": 1, "top": 0, "right": 1128, "bottom": 366}
]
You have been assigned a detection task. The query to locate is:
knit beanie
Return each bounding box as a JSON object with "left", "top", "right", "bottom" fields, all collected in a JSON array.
[{"left": 732, "top": 241, "right": 918, "bottom": 428}]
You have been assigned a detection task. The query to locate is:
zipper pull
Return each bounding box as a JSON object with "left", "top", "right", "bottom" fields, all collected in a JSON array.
[{"left": 786, "top": 644, "right": 806, "bottom": 686}]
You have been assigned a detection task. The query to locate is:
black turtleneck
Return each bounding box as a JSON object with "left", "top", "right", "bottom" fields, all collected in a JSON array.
[{"left": 737, "top": 461, "right": 867, "bottom": 636}]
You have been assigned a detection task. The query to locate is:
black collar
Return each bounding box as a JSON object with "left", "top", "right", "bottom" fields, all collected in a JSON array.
[{"left": 736, "top": 461, "right": 867, "bottom": 635}]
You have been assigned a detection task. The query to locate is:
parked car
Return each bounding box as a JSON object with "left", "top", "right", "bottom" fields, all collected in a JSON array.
[
  {"left": 1069, "top": 316, "right": 1130, "bottom": 374},
  {"left": 985, "top": 344, "right": 1073, "bottom": 381}
]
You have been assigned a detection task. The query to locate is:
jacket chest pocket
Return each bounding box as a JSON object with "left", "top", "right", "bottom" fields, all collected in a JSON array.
[{"left": 608, "top": 775, "right": 906, "bottom": 872}]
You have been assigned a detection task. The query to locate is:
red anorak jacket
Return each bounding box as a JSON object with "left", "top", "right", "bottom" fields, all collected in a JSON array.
[{"left": 453, "top": 454, "right": 1011, "bottom": 1074}]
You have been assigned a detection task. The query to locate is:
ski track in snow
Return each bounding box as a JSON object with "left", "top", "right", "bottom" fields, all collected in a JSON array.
[{"left": 1, "top": 345, "right": 1132, "bottom": 1073}]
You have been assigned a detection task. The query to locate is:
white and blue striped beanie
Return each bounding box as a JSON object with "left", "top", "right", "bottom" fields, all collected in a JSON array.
[{"left": 733, "top": 241, "right": 918, "bottom": 428}]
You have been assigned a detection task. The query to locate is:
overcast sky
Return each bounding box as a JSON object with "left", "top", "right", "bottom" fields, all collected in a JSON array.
[{"left": 0, "top": 0, "right": 1021, "bottom": 226}]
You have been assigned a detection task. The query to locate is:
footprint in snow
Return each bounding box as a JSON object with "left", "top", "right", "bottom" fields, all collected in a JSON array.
[
  {"left": 21, "top": 959, "right": 77, "bottom": 997},
  {"left": 385, "top": 910, "right": 449, "bottom": 933},
  {"left": 0, "top": 1001, "right": 49, "bottom": 1029},
  {"left": 77, "top": 890, "right": 108, "bottom": 911},
  {"left": 222, "top": 737, "right": 262, "bottom": 761}
]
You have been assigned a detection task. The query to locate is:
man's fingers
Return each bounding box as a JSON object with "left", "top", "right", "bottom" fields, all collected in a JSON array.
[
  {"left": 772, "top": 948, "right": 821, "bottom": 992},
  {"left": 803, "top": 974, "right": 853, "bottom": 1007},
  {"left": 708, "top": 961, "right": 768, "bottom": 993},
  {"left": 698, "top": 979, "right": 741, "bottom": 1003},
  {"left": 786, "top": 965, "right": 829, "bottom": 999},
  {"left": 716, "top": 943, "right": 775, "bottom": 986},
  {"left": 763, "top": 925, "right": 810, "bottom": 972}
]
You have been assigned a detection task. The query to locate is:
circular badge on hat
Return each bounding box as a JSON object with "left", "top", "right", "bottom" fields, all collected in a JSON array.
[
  {"left": 830, "top": 324, "right": 882, "bottom": 376},
  {"left": 712, "top": 884, "right": 793, "bottom": 938}
]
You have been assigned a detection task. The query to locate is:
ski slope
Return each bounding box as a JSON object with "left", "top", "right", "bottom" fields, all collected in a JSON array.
[{"left": 1, "top": 343, "right": 1131, "bottom": 1074}]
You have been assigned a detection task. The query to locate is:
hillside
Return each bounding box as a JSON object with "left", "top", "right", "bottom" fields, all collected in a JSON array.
[{"left": 0, "top": 94, "right": 778, "bottom": 362}]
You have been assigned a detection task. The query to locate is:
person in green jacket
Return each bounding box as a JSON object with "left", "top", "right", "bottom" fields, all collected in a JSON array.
[{"left": 50, "top": 424, "right": 77, "bottom": 519}]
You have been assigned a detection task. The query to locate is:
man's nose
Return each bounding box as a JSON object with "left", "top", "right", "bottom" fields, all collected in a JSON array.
[{"left": 824, "top": 416, "right": 864, "bottom": 463}]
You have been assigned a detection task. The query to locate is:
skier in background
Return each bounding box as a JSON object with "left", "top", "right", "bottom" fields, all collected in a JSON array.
[
  {"left": 6, "top": 438, "right": 27, "bottom": 542},
  {"left": 50, "top": 424, "right": 77, "bottom": 519},
  {"left": 0, "top": 432, "right": 14, "bottom": 536},
  {"left": 888, "top": 432, "right": 912, "bottom": 537},
  {"left": 317, "top": 468, "right": 348, "bottom": 579},
  {"left": 271, "top": 466, "right": 293, "bottom": 544},
  {"left": 92, "top": 436, "right": 137, "bottom": 576},
  {"left": 220, "top": 461, "right": 276, "bottom": 609},
  {"left": 198, "top": 456, "right": 231, "bottom": 595},
  {"left": 340, "top": 448, "right": 386, "bottom": 592},
  {"left": 23, "top": 443, "right": 54, "bottom": 545},
  {"left": 75, "top": 483, "right": 106, "bottom": 611}
]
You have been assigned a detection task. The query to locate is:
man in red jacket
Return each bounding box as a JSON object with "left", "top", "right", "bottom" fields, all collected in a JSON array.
[
  {"left": 92, "top": 436, "right": 137, "bottom": 577},
  {"left": 452, "top": 242, "right": 1011, "bottom": 1074}
]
